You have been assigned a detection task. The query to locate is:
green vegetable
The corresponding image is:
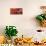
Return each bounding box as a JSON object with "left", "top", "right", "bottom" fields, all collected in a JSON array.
[
  {"left": 5, "top": 26, "right": 18, "bottom": 39},
  {"left": 36, "top": 14, "right": 46, "bottom": 22},
  {"left": 36, "top": 15, "right": 44, "bottom": 21}
]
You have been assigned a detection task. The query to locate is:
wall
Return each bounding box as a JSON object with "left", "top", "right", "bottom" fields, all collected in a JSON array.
[{"left": 0, "top": 0, "right": 46, "bottom": 41}]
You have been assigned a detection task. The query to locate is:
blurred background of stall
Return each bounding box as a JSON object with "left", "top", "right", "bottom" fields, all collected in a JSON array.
[{"left": 0, "top": 0, "right": 46, "bottom": 41}]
